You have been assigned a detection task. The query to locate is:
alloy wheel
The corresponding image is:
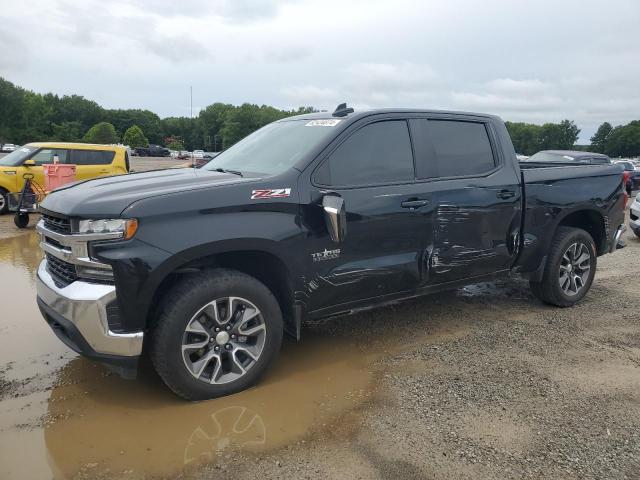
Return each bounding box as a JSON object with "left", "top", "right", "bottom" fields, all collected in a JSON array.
[
  {"left": 558, "top": 242, "right": 591, "bottom": 296},
  {"left": 181, "top": 297, "right": 267, "bottom": 384}
]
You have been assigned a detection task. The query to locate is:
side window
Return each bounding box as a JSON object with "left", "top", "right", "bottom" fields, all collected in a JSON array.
[
  {"left": 411, "top": 119, "right": 496, "bottom": 179},
  {"left": 591, "top": 157, "right": 608, "bottom": 165},
  {"left": 72, "top": 150, "right": 116, "bottom": 165},
  {"left": 314, "top": 120, "right": 414, "bottom": 187},
  {"left": 29, "top": 149, "right": 69, "bottom": 165}
]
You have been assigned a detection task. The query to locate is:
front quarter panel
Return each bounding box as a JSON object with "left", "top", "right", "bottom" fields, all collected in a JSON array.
[{"left": 96, "top": 173, "right": 304, "bottom": 330}]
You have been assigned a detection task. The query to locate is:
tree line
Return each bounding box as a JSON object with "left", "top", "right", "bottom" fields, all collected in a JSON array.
[
  {"left": 1, "top": 76, "right": 639, "bottom": 156},
  {"left": 0, "top": 77, "right": 313, "bottom": 151}
]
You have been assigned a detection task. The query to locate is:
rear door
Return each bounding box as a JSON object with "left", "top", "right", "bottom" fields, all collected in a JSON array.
[
  {"left": 301, "top": 116, "right": 435, "bottom": 312},
  {"left": 410, "top": 116, "right": 522, "bottom": 284},
  {"left": 70, "top": 149, "right": 117, "bottom": 180}
]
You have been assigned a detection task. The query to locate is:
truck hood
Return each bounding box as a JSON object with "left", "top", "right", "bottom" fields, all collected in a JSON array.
[{"left": 40, "top": 168, "right": 258, "bottom": 217}]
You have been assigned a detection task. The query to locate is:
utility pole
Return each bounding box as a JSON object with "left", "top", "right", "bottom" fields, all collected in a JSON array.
[{"left": 190, "top": 86, "right": 194, "bottom": 168}]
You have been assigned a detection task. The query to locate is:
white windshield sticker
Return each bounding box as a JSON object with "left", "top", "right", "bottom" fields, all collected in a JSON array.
[
  {"left": 305, "top": 119, "right": 342, "bottom": 127},
  {"left": 562, "top": 155, "right": 575, "bottom": 160}
]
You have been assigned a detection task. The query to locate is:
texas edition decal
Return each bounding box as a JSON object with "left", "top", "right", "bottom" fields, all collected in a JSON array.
[{"left": 251, "top": 188, "right": 291, "bottom": 199}]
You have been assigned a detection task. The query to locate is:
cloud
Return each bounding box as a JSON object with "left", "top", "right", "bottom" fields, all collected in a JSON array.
[
  {"left": 264, "top": 45, "right": 312, "bottom": 63},
  {"left": 2, "top": 0, "right": 640, "bottom": 142},
  {"left": 281, "top": 61, "right": 441, "bottom": 110}
]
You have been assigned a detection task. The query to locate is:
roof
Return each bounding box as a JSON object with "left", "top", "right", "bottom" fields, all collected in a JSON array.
[
  {"left": 280, "top": 108, "right": 502, "bottom": 122},
  {"left": 541, "top": 150, "right": 609, "bottom": 158},
  {"left": 27, "top": 142, "right": 127, "bottom": 151}
]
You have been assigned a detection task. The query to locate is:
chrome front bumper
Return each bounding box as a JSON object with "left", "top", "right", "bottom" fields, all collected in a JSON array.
[{"left": 36, "top": 260, "right": 143, "bottom": 357}]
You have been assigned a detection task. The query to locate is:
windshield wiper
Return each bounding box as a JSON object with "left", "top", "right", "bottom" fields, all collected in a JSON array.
[{"left": 213, "top": 167, "right": 243, "bottom": 177}]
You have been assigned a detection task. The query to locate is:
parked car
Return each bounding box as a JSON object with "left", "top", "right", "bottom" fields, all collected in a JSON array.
[
  {"left": 614, "top": 161, "right": 640, "bottom": 194},
  {"left": 192, "top": 150, "right": 205, "bottom": 159},
  {"left": 0, "top": 143, "right": 130, "bottom": 214},
  {"left": 516, "top": 153, "right": 529, "bottom": 161},
  {"left": 1, "top": 143, "right": 17, "bottom": 153},
  {"left": 524, "top": 150, "right": 612, "bottom": 165},
  {"left": 35, "top": 106, "right": 626, "bottom": 400},
  {"left": 630, "top": 193, "right": 640, "bottom": 238},
  {"left": 177, "top": 151, "right": 191, "bottom": 160},
  {"left": 134, "top": 145, "right": 170, "bottom": 157}
]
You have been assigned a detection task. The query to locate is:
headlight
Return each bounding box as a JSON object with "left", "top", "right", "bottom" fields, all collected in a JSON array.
[{"left": 77, "top": 218, "right": 138, "bottom": 239}]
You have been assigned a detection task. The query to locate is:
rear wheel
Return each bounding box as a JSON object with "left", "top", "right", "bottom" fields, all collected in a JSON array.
[
  {"left": 0, "top": 189, "right": 8, "bottom": 215},
  {"left": 150, "top": 269, "right": 283, "bottom": 401},
  {"left": 530, "top": 227, "right": 597, "bottom": 307}
]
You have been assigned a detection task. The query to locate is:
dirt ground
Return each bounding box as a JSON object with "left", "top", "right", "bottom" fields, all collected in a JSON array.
[{"left": 0, "top": 174, "right": 638, "bottom": 479}]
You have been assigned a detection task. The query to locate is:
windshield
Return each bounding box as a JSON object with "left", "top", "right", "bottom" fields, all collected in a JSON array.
[
  {"left": 203, "top": 119, "right": 341, "bottom": 176},
  {"left": 0, "top": 145, "right": 37, "bottom": 167},
  {"left": 526, "top": 152, "right": 587, "bottom": 163}
]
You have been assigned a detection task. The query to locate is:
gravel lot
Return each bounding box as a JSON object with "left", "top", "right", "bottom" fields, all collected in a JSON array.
[{"left": 0, "top": 164, "right": 638, "bottom": 479}]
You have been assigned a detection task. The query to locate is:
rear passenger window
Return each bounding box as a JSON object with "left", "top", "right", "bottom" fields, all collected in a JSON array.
[
  {"left": 30, "top": 149, "right": 69, "bottom": 165},
  {"left": 411, "top": 119, "right": 496, "bottom": 179},
  {"left": 72, "top": 150, "right": 115, "bottom": 165},
  {"left": 314, "top": 120, "right": 414, "bottom": 187}
]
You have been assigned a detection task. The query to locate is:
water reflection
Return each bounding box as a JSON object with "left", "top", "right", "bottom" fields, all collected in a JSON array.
[
  {"left": 44, "top": 335, "right": 374, "bottom": 478},
  {"left": 0, "top": 225, "right": 41, "bottom": 277}
]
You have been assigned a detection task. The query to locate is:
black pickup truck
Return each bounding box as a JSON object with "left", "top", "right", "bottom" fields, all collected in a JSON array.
[
  {"left": 134, "top": 144, "right": 170, "bottom": 157},
  {"left": 35, "top": 106, "right": 626, "bottom": 400}
]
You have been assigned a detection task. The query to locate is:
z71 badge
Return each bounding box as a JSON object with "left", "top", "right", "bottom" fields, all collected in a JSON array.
[{"left": 251, "top": 188, "right": 292, "bottom": 200}]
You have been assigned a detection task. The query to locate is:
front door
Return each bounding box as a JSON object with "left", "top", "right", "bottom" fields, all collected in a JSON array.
[
  {"left": 17, "top": 148, "right": 70, "bottom": 192},
  {"left": 300, "top": 117, "right": 434, "bottom": 313}
]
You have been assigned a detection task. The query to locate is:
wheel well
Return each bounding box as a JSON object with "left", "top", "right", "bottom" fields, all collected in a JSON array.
[
  {"left": 148, "top": 250, "right": 295, "bottom": 335},
  {"left": 557, "top": 210, "right": 607, "bottom": 254}
]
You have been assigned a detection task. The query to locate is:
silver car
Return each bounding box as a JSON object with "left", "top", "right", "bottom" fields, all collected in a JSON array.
[{"left": 630, "top": 193, "right": 640, "bottom": 238}]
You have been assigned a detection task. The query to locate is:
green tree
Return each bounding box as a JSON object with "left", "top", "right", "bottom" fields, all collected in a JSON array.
[
  {"left": 122, "top": 125, "right": 148, "bottom": 148},
  {"left": 83, "top": 122, "right": 119, "bottom": 144},
  {"left": 50, "top": 121, "right": 83, "bottom": 142},
  {"left": 590, "top": 122, "right": 613, "bottom": 153},
  {"left": 605, "top": 121, "right": 640, "bottom": 157}
]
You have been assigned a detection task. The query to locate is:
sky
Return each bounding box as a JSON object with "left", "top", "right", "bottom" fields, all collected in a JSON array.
[{"left": 1, "top": 0, "right": 639, "bottom": 142}]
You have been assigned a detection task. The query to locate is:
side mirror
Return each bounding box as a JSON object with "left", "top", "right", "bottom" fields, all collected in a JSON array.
[
  {"left": 322, "top": 194, "right": 347, "bottom": 243},
  {"left": 23, "top": 159, "right": 35, "bottom": 166}
]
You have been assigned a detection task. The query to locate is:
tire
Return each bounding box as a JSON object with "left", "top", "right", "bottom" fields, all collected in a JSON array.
[
  {"left": 14, "top": 213, "right": 29, "bottom": 228},
  {"left": 634, "top": 228, "right": 640, "bottom": 239},
  {"left": 0, "top": 189, "right": 8, "bottom": 215},
  {"left": 530, "top": 227, "right": 597, "bottom": 307},
  {"left": 150, "top": 268, "right": 283, "bottom": 401}
]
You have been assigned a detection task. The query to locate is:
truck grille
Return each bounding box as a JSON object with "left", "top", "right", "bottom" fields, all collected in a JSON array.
[
  {"left": 42, "top": 214, "right": 72, "bottom": 235},
  {"left": 45, "top": 253, "right": 78, "bottom": 288}
]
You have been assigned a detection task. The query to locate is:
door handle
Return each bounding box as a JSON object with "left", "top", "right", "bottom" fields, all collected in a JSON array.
[
  {"left": 496, "top": 189, "right": 516, "bottom": 199},
  {"left": 401, "top": 199, "right": 430, "bottom": 209},
  {"left": 99, "top": 170, "right": 109, "bottom": 173}
]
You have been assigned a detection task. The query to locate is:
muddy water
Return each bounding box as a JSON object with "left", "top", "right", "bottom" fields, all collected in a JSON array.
[{"left": 0, "top": 217, "right": 377, "bottom": 479}]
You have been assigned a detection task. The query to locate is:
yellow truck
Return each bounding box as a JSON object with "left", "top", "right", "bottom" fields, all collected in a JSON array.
[{"left": 0, "top": 142, "right": 130, "bottom": 214}]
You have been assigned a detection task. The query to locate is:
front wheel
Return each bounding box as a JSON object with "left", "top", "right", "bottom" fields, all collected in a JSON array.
[
  {"left": 0, "top": 189, "right": 8, "bottom": 215},
  {"left": 14, "top": 213, "right": 29, "bottom": 228},
  {"left": 530, "top": 227, "right": 597, "bottom": 307},
  {"left": 150, "top": 269, "right": 283, "bottom": 401}
]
